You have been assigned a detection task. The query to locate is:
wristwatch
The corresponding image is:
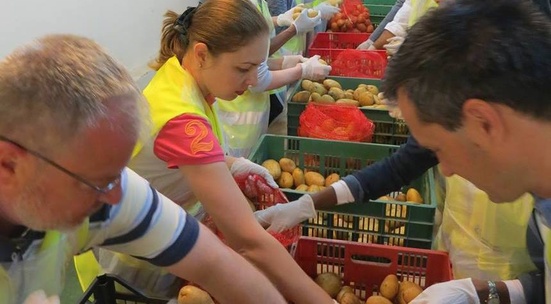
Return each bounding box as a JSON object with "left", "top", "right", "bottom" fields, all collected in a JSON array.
[{"left": 486, "top": 281, "right": 500, "bottom": 304}]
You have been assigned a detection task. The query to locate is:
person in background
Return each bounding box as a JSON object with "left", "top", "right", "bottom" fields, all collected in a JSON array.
[
  {"left": 0, "top": 34, "right": 286, "bottom": 304},
  {"left": 95, "top": 0, "right": 334, "bottom": 302},
  {"left": 383, "top": 0, "right": 551, "bottom": 302},
  {"left": 215, "top": 0, "right": 332, "bottom": 157},
  {"left": 356, "top": 0, "right": 406, "bottom": 50}
]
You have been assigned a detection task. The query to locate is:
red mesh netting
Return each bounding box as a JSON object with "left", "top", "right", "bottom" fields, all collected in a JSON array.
[
  {"left": 298, "top": 102, "right": 375, "bottom": 142},
  {"left": 203, "top": 174, "right": 300, "bottom": 248},
  {"left": 331, "top": 49, "right": 388, "bottom": 78}
]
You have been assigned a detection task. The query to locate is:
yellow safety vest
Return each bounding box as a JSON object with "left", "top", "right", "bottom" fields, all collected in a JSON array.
[
  {"left": 434, "top": 175, "right": 537, "bottom": 280},
  {"left": 133, "top": 56, "right": 223, "bottom": 157},
  {"left": 408, "top": 0, "right": 438, "bottom": 26}
]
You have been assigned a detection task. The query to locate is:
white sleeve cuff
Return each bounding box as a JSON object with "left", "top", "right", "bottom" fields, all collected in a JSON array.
[
  {"left": 330, "top": 180, "right": 355, "bottom": 205},
  {"left": 249, "top": 60, "right": 272, "bottom": 93},
  {"left": 504, "top": 279, "right": 526, "bottom": 304}
]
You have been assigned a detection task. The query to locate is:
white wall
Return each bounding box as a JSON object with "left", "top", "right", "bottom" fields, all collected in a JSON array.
[{"left": 0, "top": 0, "right": 198, "bottom": 82}]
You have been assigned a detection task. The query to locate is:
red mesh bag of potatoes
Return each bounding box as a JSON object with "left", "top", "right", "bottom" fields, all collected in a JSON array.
[
  {"left": 202, "top": 174, "right": 300, "bottom": 248},
  {"left": 328, "top": 0, "right": 374, "bottom": 33},
  {"left": 330, "top": 49, "right": 388, "bottom": 78},
  {"left": 298, "top": 102, "right": 375, "bottom": 142}
]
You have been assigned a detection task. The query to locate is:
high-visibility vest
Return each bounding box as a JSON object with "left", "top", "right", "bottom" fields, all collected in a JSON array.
[
  {"left": 1, "top": 223, "right": 88, "bottom": 303},
  {"left": 408, "top": 0, "right": 438, "bottom": 26},
  {"left": 133, "top": 56, "right": 223, "bottom": 158},
  {"left": 434, "top": 175, "right": 537, "bottom": 280}
]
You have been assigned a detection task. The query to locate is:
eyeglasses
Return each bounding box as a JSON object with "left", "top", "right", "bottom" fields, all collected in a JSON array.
[{"left": 0, "top": 135, "right": 120, "bottom": 194}]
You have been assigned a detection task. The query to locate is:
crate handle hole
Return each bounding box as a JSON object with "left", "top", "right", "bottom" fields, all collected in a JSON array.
[{"left": 350, "top": 254, "right": 392, "bottom": 267}]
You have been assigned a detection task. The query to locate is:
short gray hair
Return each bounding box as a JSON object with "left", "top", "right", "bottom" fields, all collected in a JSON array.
[{"left": 0, "top": 34, "right": 148, "bottom": 152}]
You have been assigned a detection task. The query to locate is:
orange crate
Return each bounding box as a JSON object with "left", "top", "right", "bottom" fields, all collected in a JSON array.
[{"left": 293, "top": 237, "right": 452, "bottom": 301}]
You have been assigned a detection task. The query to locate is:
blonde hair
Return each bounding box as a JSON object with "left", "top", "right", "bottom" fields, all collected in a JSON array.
[
  {"left": 150, "top": 0, "right": 269, "bottom": 70},
  {"left": 0, "top": 34, "right": 148, "bottom": 152}
]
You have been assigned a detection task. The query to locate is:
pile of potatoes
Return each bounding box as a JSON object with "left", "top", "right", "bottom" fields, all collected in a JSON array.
[
  {"left": 305, "top": 188, "right": 424, "bottom": 245},
  {"left": 313, "top": 272, "right": 423, "bottom": 304},
  {"left": 365, "top": 274, "right": 423, "bottom": 304},
  {"left": 261, "top": 157, "right": 340, "bottom": 192},
  {"left": 291, "top": 79, "right": 388, "bottom": 109}
]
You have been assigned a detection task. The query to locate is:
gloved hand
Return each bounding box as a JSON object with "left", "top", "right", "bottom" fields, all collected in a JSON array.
[
  {"left": 383, "top": 36, "right": 405, "bottom": 56},
  {"left": 230, "top": 157, "right": 278, "bottom": 189},
  {"left": 276, "top": 5, "right": 299, "bottom": 27},
  {"left": 282, "top": 55, "right": 307, "bottom": 69},
  {"left": 314, "top": 2, "right": 340, "bottom": 20},
  {"left": 300, "top": 55, "right": 332, "bottom": 80},
  {"left": 254, "top": 194, "right": 316, "bottom": 232},
  {"left": 293, "top": 9, "right": 322, "bottom": 35},
  {"left": 23, "top": 290, "right": 60, "bottom": 304},
  {"left": 357, "top": 39, "right": 376, "bottom": 50},
  {"left": 409, "top": 278, "right": 479, "bottom": 304}
]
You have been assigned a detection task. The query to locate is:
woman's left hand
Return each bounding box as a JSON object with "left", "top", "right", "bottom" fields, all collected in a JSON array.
[{"left": 230, "top": 157, "right": 279, "bottom": 188}]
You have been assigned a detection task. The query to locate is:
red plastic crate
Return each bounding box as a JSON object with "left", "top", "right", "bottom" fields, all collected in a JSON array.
[
  {"left": 293, "top": 237, "right": 452, "bottom": 301},
  {"left": 330, "top": 49, "right": 388, "bottom": 78},
  {"left": 308, "top": 32, "right": 372, "bottom": 54}
]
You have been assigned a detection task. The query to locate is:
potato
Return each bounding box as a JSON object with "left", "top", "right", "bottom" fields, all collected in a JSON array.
[
  {"left": 178, "top": 285, "right": 214, "bottom": 304},
  {"left": 406, "top": 188, "right": 423, "bottom": 203},
  {"left": 366, "top": 84, "right": 379, "bottom": 95},
  {"left": 311, "top": 82, "right": 328, "bottom": 95},
  {"left": 307, "top": 184, "right": 322, "bottom": 192},
  {"left": 295, "top": 183, "right": 309, "bottom": 191},
  {"left": 358, "top": 91, "right": 375, "bottom": 106},
  {"left": 395, "top": 193, "right": 407, "bottom": 202},
  {"left": 318, "top": 94, "right": 335, "bottom": 103},
  {"left": 324, "top": 173, "right": 340, "bottom": 187},
  {"left": 323, "top": 79, "right": 343, "bottom": 89},
  {"left": 402, "top": 284, "right": 423, "bottom": 303},
  {"left": 261, "top": 159, "right": 281, "bottom": 180},
  {"left": 336, "top": 286, "right": 354, "bottom": 302},
  {"left": 318, "top": 58, "right": 328, "bottom": 65},
  {"left": 292, "top": 167, "right": 305, "bottom": 187},
  {"left": 301, "top": 79, "right": 314, "bottom": 91},
  {"left": 314, "top": 272, "right": 342, "bottom": 298},
  {"left": 307, "top": 9, "right": 319, "bottom": 18},
  {"left": 328, "top": 87, "right": 345, "bottom": 100},
  {"left": 291, "top": 90, "right": 311, "bottom": 103},
  {"left": 353, "top": 86, "right": 368, "bottom": 100},
  {"left": 344, "top": 90, "right": 354, "bottom": 99},
  {"left": 277, "top": 171, "right": 294, "bottom": 188},
  {"left": 292, "top": 12, "right": 301, "bottom": 20},
  {"left": 336, "top": 99, "right": 360, "bottom": 107},
  {"left": 365, "top": 295, "right": 393, "bottom": 304},
  {"left": 379, "top": 274, "right": 399, "bottom": 301},
  {"left": 304, "top": 171, "right": 325, "bottom": 186},
  {"left": 309, "top": 92, "right": 322, "bottom": 102},
  {"left": 340, "top": 292, "right": 361, "bottom": 304},
  {"left": 397, "top": 281, "right": 421, "bottom": 304},
  {"left": 279, "top": 157, "right": 296, "bottom": 173}
]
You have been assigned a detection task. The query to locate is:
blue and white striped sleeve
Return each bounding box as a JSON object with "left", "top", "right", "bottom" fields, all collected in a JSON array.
[{"left": 99, "top": 168, "right": 199, "bottom": 267}]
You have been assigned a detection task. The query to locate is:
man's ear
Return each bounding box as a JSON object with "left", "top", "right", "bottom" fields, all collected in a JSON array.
[
  {"left": 0, "top": 142, "right": 26, "bottom": 191},
  {"left": 462, "top": 98, "right": 505, "bottom": 147},
  {"left": 193, "top": 42, "right": 209, "bottom": 68}
]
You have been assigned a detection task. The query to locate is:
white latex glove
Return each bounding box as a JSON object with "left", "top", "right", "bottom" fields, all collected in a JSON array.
[
  {"left": 23, "top": 290, "right": 60, "bottom": 304},
  {"left": 357, "top": 39, "right": 375, "bottom": 50},
  {"left": 314, "top": 2, "right": 340, "bottom": 20},
  {"left": 293, "top": 9, "right": 322, "bottom": 35},
  {"left": 383, "top": 36, "right": 405, "bottom": 56},
  {"left": 300, "top": 55, "right": 332, "bottom": 80},
  {"left": 409, "top": 278, "right": 479, "bottom": 304},
  {"left": 254, "top": 194, "right": 316, "bottom": 232},
  {"left": 282, "top": 55, "right": 307, "bottom": 69},
  {"left": 230, "top": 157, "right": 278, "bottom": 188},
  {"left": 276, "top": 5, "right": 298, "bottom": 27}
]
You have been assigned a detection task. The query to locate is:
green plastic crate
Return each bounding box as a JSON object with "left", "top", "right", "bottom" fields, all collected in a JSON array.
[
  {"left": 248, "top": 135, "right": 437, "bottom": 249},
  {"left": 366, "top": 4, "right": 393, "bottom": 16},
  {"left": 363, "top": 0, "right": 396, "bottom": 5},
  {"left": 287, "top": 76, "right": 409, "bottom": 145}
]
